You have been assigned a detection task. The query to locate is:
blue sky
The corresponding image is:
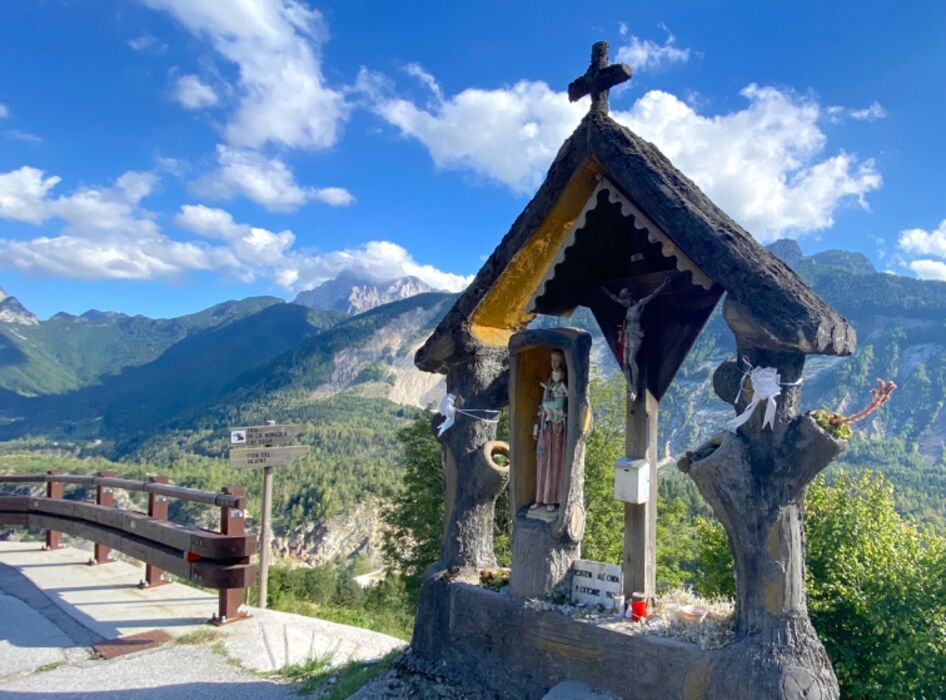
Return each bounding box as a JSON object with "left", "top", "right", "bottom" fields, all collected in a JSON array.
[{"left": 2, "top": 0, "right": 945, "bottom": 319}]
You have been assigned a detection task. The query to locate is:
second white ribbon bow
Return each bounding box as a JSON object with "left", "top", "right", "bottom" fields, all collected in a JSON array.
[{"left": 728, "top": 366, "right": 782, "bottom": 433}]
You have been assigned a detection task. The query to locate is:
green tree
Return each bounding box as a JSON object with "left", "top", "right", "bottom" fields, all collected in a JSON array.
[
  {"left": 582, "top": 375, "right": 626, "bottom": 564},
  {"left": 381, "top": 412, "right": 444, "bottom": 596},
  {"left": 805, "top": 471, "right": 946, "bottom": 699},
  {"left": 695, "top": 471, "right": 946, "bottom": 698}
]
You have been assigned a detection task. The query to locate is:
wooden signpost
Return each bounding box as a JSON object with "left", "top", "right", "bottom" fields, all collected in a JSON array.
[{"left": 228, "top": 422, "right": 308, "bottom": 609}]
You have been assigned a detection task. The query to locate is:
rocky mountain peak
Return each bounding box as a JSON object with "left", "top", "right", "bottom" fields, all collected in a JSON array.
[
  {"left": 293, "top": 274, "right": 437, "bottom": 315},
  {"left": 766, "top": 239, "right": 877, "bottom": 275},
  {"left": 0, "top": 289, "right": 39, "bottom": 326}
]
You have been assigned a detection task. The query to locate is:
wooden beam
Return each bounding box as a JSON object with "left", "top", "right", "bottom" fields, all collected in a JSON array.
[
  {"left": 2, "top": 498, "right": 256, "bottom": 560},
  {"left": 622, "top": 387, "right": 658, "bottom": 602},
  {"left": 0, "top": 474, "right": 245, "bottom": 509}
]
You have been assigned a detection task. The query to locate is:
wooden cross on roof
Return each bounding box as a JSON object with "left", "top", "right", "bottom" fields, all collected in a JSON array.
[{"left": 568, "top": 41, "right": 632, "bottom": 115}]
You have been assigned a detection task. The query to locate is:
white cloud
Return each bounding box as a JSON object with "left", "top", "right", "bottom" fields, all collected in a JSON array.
[
  {"left": 155, "top": 155, "right": 188, "bottom": 176},
  {"left": 172, "top": 74, "right": 219, "bottom": 109},
  {"left": 363, "top": 69, "right": 585, "bottom": 193},
  {"left": 143, "top": 0, "right": 348, "bottom": 151},
  {"left": 827, "top": 101, "right": 886, "bottom": 124},
  {"left": 128, "top": 33, "right": 168, "bottom": 53},
  {"left": 3, "top": 128, "right": 43, "bottom": 144},
  {"left": 174, "top": 204, "right": 470, "bottom": 291},
  {"left": 404, "top": 63, "right": 443, "bottom": 103},
  {"left": 851, "top": 102, "right": 887, "bottom": 121},
  {"left": 0, "top": 234, "right": 211, "bottom": 281},
  {"left": 899, "top": 220, "right": 946, "bottom": 258},
  {"left": 614, "top": 86, "right": 882, "bottom": 238},
  {"left": 288, "top": 240, "right": 472, "bottom": 293},
  {"left": 312, "top": 187, "right": 354, "bottom": 207},
  {"left": 898, "top": 220, "right": 946, "bottom": 281},
  {"left": 0, "top": 167, "right": 463, "bottom": 291},
  {"left": 897, "top": 219, "right": 946, "bottom": 282},
  {"left": 0, "top": 167, "right": 216, "bottom": 280},
  {"left": 367, "top": 72, "right": 880, "bottom": 238},
  {"left": 174, "top": 203, "right": 293, "bottom": 282},
  {"left": 193, "top": 145, "right": 353, "bottom": 211},
  {"left": 909, "top": 259, "right": 946, "bottom": 281},
  {"left": 0, "top": 167, "right": 61, "bottom": 224},
  {"left": 615, "top": 26, "right": 691, "bottom": 72},
  {"left": 0, "top": 103, "right": 8, "bottom": 119}
]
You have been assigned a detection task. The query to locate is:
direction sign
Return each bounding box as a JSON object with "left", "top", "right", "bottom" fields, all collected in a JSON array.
[
  {"left": 228, "top": 445, "right": 309, "bottom": 470},
  {"left": 229, "top": 424, "right": 306, "bottom": 448}
]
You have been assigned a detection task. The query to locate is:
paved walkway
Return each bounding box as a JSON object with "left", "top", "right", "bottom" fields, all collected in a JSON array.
[{"left": 0, "top": 541, "right": 407, "bottom": 698}]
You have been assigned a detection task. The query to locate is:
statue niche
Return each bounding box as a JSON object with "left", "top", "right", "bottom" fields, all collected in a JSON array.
[
  {"left": 532, "top": 349, "right": 568, "bottom": 512},
  {"left": 508, "top": 328, "right": 592, "bottom": 599}
]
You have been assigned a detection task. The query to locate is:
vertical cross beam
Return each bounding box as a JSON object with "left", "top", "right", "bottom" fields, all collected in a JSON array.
[
  {"left": 44, "top": 470, "right": 64, "bottom": 551},
  {"left": 567, "top": 41, "right": 632, "bottom": 115},
  {"left": 92, "top": 470, "right": 116, "bottom": 565},
  {"left": 213, "top": 485, "right": 249, "bottom": 624},
  {"left": 622, "top": 379, "right": 658, "bottom": 603},
  {"left": 140, "top": 475, "right": 170, "bottom": 588}
]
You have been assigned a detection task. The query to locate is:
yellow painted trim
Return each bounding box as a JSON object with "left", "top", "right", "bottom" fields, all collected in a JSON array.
[{"left": 470, "top": 161, "right": 602, "bottom": 346}]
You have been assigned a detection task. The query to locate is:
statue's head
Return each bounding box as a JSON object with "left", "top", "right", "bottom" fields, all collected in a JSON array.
[
  {"left": 618, "top": 288, "right": 634, "bottom": 304},
  {"left": 550, "top": 350, "right": 566, "bottom": 381}
]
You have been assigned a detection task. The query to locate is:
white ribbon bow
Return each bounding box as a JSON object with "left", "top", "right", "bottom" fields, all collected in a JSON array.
[
  {"left": 728, "top": 366, "right": 781, "bottom": 433},
  {"left": 436, "top": 393, "right": 499, "bottom": 437},
  {"left": 437, "top": 393, "right": 458, "bottom": 437}
]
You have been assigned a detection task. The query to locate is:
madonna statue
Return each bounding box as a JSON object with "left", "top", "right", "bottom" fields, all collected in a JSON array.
[{"left": 531, "top": 350, "right": 568, "bottom": 512}]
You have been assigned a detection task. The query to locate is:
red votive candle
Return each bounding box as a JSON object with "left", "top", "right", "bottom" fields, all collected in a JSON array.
[{"left": 631, "top": 593, "right": 647, "bottom": 621}]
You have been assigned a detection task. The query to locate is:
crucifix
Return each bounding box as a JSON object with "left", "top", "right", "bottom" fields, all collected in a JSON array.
[{"left": 568, "top": 41, "right": 633, "bottom": 114}]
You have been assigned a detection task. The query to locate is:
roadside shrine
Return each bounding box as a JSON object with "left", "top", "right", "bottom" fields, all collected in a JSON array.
[{"left": 411, "top": 42, "right": 854, "bottom": 700}]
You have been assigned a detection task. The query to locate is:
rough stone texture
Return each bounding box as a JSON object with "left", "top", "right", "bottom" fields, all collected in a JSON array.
[
  {"left": 543, "top": 681, "right": 622, "bottom": 699},
  {"left": 272, "top": 498, "right": 384, "bottom": 568},
  {"left": 410, "top": 575, "right": 708, "bottom": 699}
]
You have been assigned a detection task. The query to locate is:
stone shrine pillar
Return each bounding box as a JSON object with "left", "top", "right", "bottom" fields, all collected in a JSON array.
[{"left": 508, "top": 328, "right": 592, "bottom": 599}]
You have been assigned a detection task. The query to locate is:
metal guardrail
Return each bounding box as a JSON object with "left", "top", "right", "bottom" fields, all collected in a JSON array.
[{"left": 0, "top": 469, "right": 257, "bottom": 624}]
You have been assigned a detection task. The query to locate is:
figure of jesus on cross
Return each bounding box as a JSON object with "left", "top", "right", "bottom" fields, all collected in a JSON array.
[{"left": 602, "top": 278, "right": 671, "bottom": 401}]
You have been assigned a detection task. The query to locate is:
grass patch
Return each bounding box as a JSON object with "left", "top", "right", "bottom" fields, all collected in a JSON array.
[
  {"left": 209, "top": 640, "right": 242, "bottom": 668},
  {"left": 273, "top": 651, "right": 399, "bottom": 697},
  {"left": 271, "top": 598, "right": 412, "bottom": 641},
  {"left": 34, "top": 660, "right": 67, "bottom": 673},
  {"left": 175, "top": 628, "right": 220, "bottom": 645},
  {"left": 258, "top": 567, "right": 416, "bottom": 642}
]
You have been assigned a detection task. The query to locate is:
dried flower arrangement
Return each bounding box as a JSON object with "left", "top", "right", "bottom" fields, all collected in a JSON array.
[{"left": 813, "top": 378, "right": 897, "bottom": 439}]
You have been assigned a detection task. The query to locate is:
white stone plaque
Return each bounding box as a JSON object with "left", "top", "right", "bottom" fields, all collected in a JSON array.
[{"left": 571, "top": 559, "right": 623, "bottom": 610}]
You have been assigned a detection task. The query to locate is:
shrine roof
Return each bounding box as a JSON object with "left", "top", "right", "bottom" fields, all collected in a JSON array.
[{"left": 415, "top": 110, "right": 856, "bottom": 374}]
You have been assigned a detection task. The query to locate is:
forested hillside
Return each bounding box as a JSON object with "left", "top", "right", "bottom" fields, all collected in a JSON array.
[
  {"left": 0, "top": 296, "right": 285, "bottom": 396},
  {"left": 2, "top": 241, "right": 946, "bottom": 533}
]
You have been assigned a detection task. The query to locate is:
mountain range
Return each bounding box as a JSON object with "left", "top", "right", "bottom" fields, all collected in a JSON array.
[
  {"left": 1, "top": 242, "right": 945, "bottom": 528},
  {"left": 292, "top": 273, "right": 437, "bottom": 315}
]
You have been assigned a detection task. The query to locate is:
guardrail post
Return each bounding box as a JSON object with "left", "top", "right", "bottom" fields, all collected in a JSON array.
[
  {"left": 43, "top": 469, "right": 64, "bottom": 551},
  {"left": 140, "top": 475, "right": 170, "bottom": 588},
  {"left": 212, "top": 485, "right": 249, "bottom": 625},
  {"left": 91, "top": 470, "right": 117, "bottom": 565}
]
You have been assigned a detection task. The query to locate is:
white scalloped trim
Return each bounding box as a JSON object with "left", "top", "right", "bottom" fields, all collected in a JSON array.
[{"left": 526, "top": 177, "right": 714, "bottom": 315}]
